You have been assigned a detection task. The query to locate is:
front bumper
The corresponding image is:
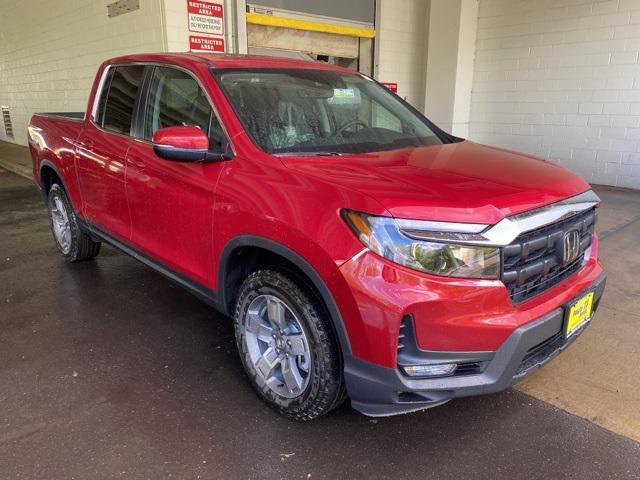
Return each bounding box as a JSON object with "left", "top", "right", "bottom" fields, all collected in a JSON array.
[{"left": 345, "top": 272, "right": 606, "bottom": 417}]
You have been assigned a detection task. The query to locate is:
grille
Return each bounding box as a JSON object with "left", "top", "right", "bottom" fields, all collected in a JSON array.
[
  {"left": 516, "top": 332, "right": 565, "bottom": 376},
  {"left": 516, "top": 294, "right": 601, "bottom": 376},
  {"left": 502, "top": 208, "right": 595, "bottom": 303},
  {"left": 453, "top": 362, "right": 484, "bottom": 376},
  {"left": 397, "top": 320, "right": 407, "bottom": 351}
]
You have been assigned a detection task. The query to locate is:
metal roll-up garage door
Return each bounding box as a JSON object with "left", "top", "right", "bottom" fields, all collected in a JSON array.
[{"left": 246, "top": 1, "right": 375, "bottom": 74}]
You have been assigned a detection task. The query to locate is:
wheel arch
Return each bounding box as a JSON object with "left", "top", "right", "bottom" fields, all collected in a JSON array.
[
  {"left": 39, "top": 160, "right": 66, "bottom": 195},
  {"left": 218, "top": 235, "right": 352, "bottom": 357},
  {"left": 39, "top": 160, "right": 86, "bottom": 217}
]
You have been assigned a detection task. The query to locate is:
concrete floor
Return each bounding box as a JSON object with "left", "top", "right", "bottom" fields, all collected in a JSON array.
[
  {"left": 1, "top": 160, "right": 640, "bottom": 478},
  {"left": 517, "top": 185, "right": 640, "bottom": 442},
  {"left": 0, "top": 140, "right": 31, "bottom": 178}
]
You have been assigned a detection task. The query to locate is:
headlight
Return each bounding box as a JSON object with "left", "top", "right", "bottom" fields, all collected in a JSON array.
[{"left": 342, "top": 210, "right": 500, "bottom": 279}]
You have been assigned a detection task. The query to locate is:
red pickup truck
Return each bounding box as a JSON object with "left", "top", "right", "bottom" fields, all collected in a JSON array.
[{"left": 28, "top": 53, "right": 606, "bottom": 420}]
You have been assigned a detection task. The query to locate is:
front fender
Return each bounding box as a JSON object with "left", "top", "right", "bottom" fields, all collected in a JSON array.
[{"left": 217, "top": 234, "right": 356, "bottom": 357}]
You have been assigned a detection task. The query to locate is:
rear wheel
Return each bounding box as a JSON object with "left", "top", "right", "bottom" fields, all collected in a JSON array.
[
  {"left": 234, "top": 270, "right": 345, "bottom": 420},
  {"left": 47, "top": 184, "right": 101, "bottom": 262}
]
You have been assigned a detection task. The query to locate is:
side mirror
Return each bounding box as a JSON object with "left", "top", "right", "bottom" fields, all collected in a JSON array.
[{"left": 152, "top": 126, "right": 232, "bottom": 162}]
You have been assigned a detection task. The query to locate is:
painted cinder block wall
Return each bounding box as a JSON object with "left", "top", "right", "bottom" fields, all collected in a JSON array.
[
  {"left": 469, "top": 0, "right": 640, "bottom": 189},
  {"left": 376, "top": 0, "right": 429, "bottom": 111},
  {"left": 0, "top": 0, "right": 166, "bottom": 146}
]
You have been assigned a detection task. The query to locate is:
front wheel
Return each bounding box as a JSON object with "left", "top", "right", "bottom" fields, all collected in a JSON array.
[
  {"left": 47, "top": 184, "right": 101, "bottom": 262},
  {"left": 234, "top": 270, "right": 345, "bottom": 420}
]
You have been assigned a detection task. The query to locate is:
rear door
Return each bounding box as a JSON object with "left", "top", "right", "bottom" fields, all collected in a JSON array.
[
  {"left": 125, "top": 65, "right": 228, "bottom": 287},
  {"left": 76, "top": 65, "right": 146, "bottom": 240}
]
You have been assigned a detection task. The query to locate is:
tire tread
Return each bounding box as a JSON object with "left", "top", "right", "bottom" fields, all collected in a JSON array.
[
  {"left": 234, "top": 270, "right": 345, "bottom": 421},
  {"left": 48, "top": 184, "right": 101, "bottom": 262}
]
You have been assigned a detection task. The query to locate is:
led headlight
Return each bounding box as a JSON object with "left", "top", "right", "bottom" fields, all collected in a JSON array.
[{"left": 342, "top": 210, "right": 500, "bottom": 279}]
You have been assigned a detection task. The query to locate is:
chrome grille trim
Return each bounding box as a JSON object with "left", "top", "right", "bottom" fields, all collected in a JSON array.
[
  {"left": 502, "top": 208, "right": 596, "bottom": 303},
  {"left": 401, "top": 190, "right": 600, "bottom": 247}
]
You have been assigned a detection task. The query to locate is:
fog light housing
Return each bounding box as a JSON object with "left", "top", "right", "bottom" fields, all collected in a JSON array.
[{"left": 401, "top": 363, "right": 457, "bottom": 378}]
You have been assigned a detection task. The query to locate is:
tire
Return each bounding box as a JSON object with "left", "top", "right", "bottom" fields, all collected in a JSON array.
[
  {"left": 234, "top": 270, "right": 345, "bottom": 420},
  {"left": 47, "top": 183, "right": 101, "bottom": 262}
]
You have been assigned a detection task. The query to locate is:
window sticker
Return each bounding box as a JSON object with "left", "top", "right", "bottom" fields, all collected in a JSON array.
[{"left": 329, "top": 88, "right": 360, "bottom": 105}]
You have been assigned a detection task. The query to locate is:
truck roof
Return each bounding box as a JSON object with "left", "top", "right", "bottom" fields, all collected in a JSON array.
[{"left": 105, "top": 52, "right": 356, "bottom": 73}]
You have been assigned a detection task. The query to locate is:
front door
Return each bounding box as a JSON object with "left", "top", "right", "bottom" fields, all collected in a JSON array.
[{"left": 126, "top": 66, "right": 228, "bottom": 287}]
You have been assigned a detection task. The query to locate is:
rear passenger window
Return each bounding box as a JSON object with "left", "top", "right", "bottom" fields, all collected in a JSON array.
[{"left": 101, "top": 65, "right": 145, "bottom": 135}]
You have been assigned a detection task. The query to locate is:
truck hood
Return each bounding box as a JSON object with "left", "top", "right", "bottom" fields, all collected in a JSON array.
[{"left": 279, "top": 140, "right": 591, "bottom": 224}]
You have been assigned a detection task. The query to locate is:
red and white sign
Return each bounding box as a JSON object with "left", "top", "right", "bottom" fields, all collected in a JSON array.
[
  {"left": 189, "top": 35, "right": 225, "bottom": 53},
  {"left": 187, "top": 0, "right": 224, "bottom": 35},
  {"left": 381, "top": 82, "right": 398, "bottom": 93}
]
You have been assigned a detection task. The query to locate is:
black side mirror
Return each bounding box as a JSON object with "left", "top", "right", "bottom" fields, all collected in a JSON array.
[{"left": 206, "top": 139, "right": 234, "bottom": 161}]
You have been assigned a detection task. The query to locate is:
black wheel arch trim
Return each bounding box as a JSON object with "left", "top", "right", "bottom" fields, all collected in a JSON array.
[
  {"left": 218, "top": 235, "right": 353, "bottom": 356},
  {"left": 38, "top": 160, "right": 66, "bottom": 200}
]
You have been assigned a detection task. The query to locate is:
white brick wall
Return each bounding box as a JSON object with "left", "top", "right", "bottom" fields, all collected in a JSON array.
[
  {"left": 0, "top": 0, "right": 165, "bottom": 146},
  {"left": 376, "top": 0, "right": 429, "bottom": 110},
  {"left": 469, "top": 0, "right": 640, "bottom": 189},
  {"left": 163, "top": 0, "right": 194, "bottom": 52}
]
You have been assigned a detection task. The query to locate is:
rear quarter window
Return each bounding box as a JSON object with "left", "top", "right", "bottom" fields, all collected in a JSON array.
[
  {"left": 94, "top": 68, "right": 114, "bottom": 126},
  {"left": 101, "top": 65, "right": 145, "bottom": 135}
]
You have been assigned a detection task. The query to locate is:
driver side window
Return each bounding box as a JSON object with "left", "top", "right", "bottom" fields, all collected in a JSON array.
[{"left": 144, "top": 66, "right": 225, "bottom": 147}]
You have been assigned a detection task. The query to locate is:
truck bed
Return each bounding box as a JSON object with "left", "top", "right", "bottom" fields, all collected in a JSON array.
[
  {"left": 29, "top": 112, "right": 86, "bottom": 195},
  {"left": 35, "top": 112, "right": 84, "bottom": 121}
]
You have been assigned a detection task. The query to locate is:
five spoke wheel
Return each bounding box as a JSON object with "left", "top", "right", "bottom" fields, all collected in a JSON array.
[
  {"left": 46, "top": 184, "right": 101, "bottom": 262},
  {"left": 234, "top": 270, "right": 345, "bottom": 419},
  {"left": 243, "top": 294, "right": 311, "bottom": 398},
  {"left": 49, "top": 195, "right": 72, "bottom": 254}
]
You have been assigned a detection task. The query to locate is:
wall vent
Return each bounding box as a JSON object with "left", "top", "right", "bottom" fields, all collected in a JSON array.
[{"left": 1, "top": 106, "right": 13, "bottom": 139}]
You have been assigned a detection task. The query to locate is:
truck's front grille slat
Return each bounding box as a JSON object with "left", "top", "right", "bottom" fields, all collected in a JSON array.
[
  {"left": 502, "top": 208, "right": 595, "bottom": 304},
  {"left": 516, "top": 332, "right": 566, "bottom": 376}
]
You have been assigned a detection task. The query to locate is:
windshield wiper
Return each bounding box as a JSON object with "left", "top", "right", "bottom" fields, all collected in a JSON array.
[{"left": 274, "top": 151, "right": 343, "bottom": 157}]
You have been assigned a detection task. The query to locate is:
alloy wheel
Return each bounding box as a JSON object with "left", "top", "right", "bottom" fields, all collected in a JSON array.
[
  {"left": 242, "top": 294, "right": 312, "bottom": 398},
  {"left": 49, "top": 195, "right": 72, "bottom": 254}
]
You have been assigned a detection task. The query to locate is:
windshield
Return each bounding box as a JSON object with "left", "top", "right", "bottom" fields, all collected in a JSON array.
[{"left": 213, "top": 68, "right": 445, "bottom": 155}]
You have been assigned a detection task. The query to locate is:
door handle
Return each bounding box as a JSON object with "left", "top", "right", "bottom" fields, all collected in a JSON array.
[
  {"left": 76, "top": 139, "right": 94, "bottom": 153},
  {"left": 127, "top": 155, "right": 146, "bottom": 169},
  {"left": 77, "top": 134, "right": 94, "bottom": 148}
]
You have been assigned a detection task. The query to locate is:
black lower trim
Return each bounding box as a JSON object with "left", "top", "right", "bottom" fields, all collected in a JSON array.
[
  {"left": 218, "top": 235, "right": 352, "bottom": 356},
  {"left": 345, "top": 272, "right": 607, "bottom": 417},
  {"left": 75, "top": 221, "right": 353, "bottom": 360},
  {"left": 39, "top": 160, "right": 65, "bottom": 194},
  {"left": 77, "top": 218, "right": 222, "bottom": 309}
]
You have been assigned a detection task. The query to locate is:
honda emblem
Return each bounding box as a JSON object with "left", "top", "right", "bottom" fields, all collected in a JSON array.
[{"left": 562, "top": 230, "right": 581, "bottom": 265}]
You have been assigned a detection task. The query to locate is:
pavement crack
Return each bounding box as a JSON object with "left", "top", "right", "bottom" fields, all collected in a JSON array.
[{"left": 0, "top": 422, "right": 47, "bottom": 445}]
